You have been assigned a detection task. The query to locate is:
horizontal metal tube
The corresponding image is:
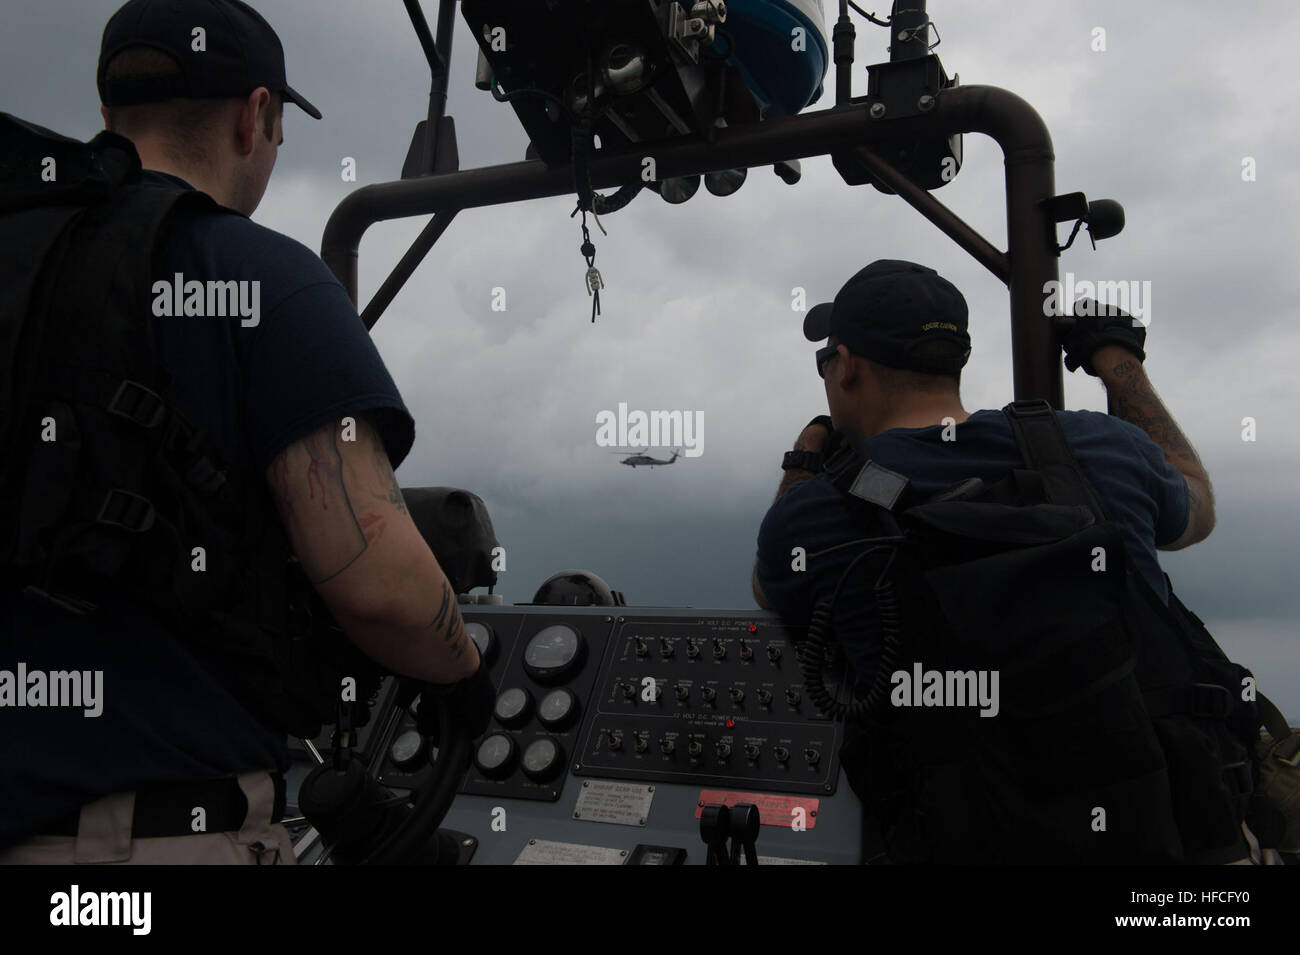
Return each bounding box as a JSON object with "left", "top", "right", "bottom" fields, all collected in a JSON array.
[{"left": 322, "top": 84, "right": 1061, "bottom": 402}]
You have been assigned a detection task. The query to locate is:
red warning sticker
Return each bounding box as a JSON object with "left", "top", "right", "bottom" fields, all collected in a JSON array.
[{"left": 694, "top": 790, "right": 819, "bottom": 829}]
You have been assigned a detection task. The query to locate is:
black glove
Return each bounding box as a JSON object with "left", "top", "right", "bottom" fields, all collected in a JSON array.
[
  {"left": 415, "top": 663, "right": 494, "bottom": 741},
  {"left": 805, "top": 415, "right": 844, "bottom": 458},
  {"left": 1059, "top": 298, "right": 1146, "bottom": 376}
]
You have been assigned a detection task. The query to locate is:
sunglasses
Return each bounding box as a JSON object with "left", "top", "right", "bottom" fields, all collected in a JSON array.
[{"left": 816, "top": 344, "right": 839, "bottom": 378}]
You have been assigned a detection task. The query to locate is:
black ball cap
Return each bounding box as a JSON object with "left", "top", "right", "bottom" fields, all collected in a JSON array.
[
  {"left": 99, "top": 0, "right": 322, "bottom": 120},
  {"left": 803, "top": 259, "right": 971, "bottom": 374}
]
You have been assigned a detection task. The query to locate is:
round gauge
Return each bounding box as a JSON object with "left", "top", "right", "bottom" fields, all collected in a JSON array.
[
  {"left": 388, "top": 729, "right": 427, "bottom": 772},
  {"left": 474, "top": 733, "right": 518, "bottom": 779},
  {"left": 465, "top": 621, "right": 497, "bottom": 665},
  {"left": 521, "top": 737, "right": 564, "bottom": 782},
  {"left": 523, "top": 624, "right": 585, "bottom": 684},
  {"left": 537, "top": 687, "right": 579, "bottom": 730},
  {"left": 494, "top": 687, "right": 533, "bottom": 727}
]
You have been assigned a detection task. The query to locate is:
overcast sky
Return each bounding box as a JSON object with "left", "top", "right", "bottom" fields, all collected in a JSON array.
[{"left": 6, "top": 0, "right": 1298, "bottom": 713}]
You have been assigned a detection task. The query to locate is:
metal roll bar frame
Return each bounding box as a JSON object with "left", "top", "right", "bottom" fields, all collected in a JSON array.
[{"left": 321, "top": 0, "right": 1066, "bottom": 407}]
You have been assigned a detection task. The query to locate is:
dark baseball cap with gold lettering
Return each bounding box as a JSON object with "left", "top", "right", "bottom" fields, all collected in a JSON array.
[
  {"left": 98, "top": 0, "right": 322, "bottom": 119},
  {"left": 804, "top": 260, "right": 971, "bottom": 374}
]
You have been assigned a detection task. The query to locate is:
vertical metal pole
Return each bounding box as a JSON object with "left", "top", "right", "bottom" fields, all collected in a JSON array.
[
  {"left": 889, "top": 0, "right": 929, "bottom": 61},
  {"left": 834, "top": 1, "right": 856, "bottom": 105},
  {"left": 404, "top": 0, "right": 456, "bottom": 176},
  {"left": 1005, "top": 151, "right": 1062, "bottom": 406},
  {"left": 424, "top": 0, "right": 456, "bottom": 172}
]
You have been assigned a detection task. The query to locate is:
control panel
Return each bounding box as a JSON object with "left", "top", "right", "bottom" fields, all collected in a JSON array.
[{"left": 289, "top": 604, "right": 863, "bottom": 865}]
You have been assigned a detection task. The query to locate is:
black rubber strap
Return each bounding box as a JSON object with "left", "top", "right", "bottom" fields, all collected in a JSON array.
[{"left": 782, "top": 450, "right": 824, "bottom": 472}]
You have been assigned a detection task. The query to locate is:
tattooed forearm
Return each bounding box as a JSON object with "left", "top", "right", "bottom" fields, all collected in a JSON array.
[
  {"left": 265, "top": 418, "right": 405, "bottom": 586},
  {"left": 427, "top": 578, "right": 468, "bottom": 659},
  {"left": 368, "top": 428, "right": 409, "bottom": 515},
  {"left": 1185, "top": 478, "right": 1203, "bottom": 520},
  {"left": 1102, "top": 359, "right": 1208, "bottom": 480},
  {"left": 299, "top": 425, "right": 369, "bottom": 584}
]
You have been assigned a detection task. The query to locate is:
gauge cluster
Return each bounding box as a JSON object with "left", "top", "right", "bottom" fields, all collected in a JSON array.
[{"left": 377, "top": 613, "right": 615, "bottom": 802}]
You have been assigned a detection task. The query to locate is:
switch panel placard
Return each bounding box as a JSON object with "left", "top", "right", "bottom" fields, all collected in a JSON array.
[{"left": 574, "top": 616, "right": 846, "bottom": 795}]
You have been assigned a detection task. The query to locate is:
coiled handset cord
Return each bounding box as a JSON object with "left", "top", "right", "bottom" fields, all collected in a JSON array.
[{"left": 800, "top": 535, "right": 906, "bottom": 721}]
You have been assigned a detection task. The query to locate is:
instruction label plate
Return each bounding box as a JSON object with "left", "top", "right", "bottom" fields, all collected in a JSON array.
[
  {"left": 694, "top": 790, "right": 819, "bottom": 829},
  {"left": 572, "top": 779, "right": 654, "bottom": 826},
  {"left": 514, "top": 839, "right": 627, "bottom": 865},
  {"left": 758, "top": 855, "right": 828, "bottom": 865}
]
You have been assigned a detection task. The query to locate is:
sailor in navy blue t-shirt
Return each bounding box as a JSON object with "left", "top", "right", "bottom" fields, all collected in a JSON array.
[
  {"left": 753, "top": 261, "right": 1208, "bottom": 695},
  {"left": 0, "top": 166, "right": 416, "bottom": 850},
  {"left": 0, "top": 1, "right": 473, "bottom": 867}
]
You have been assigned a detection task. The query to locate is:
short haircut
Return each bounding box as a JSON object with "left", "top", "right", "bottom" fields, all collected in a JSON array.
[
  {"left": 102, "top": 46, "right": 281, "bottom": 165},
  {"left": 864, "top": 339, "right": 964, "bottom": 392},
  {"left": 832, "top": 336, "right": 963, "bottom": 392}
]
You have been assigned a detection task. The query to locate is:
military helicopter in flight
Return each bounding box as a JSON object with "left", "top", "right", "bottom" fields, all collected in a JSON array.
[{"left": 610, "top": 448, "right": 681, "bottom": 468}]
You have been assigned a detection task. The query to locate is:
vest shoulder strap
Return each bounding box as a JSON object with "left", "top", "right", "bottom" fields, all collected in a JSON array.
[{"left": 1001, "top": 399, "right": 1112, "bottom": 521}]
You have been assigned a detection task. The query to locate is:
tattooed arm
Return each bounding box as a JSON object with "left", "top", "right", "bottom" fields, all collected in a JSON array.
[
  {"left": 265, "top": 414, "right": 480, "bottom": 683},
  {"left": 1093, "top": 345, "right": 1216, "bottom": 550}
]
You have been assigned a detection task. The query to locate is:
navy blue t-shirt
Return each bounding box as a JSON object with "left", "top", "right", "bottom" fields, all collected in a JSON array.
[
  {"left": 755, "top": 409, "right": 1189, "bottom": 691},
  {"left": 0, "top": 171, "right": 415, "bottom": 847}
]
